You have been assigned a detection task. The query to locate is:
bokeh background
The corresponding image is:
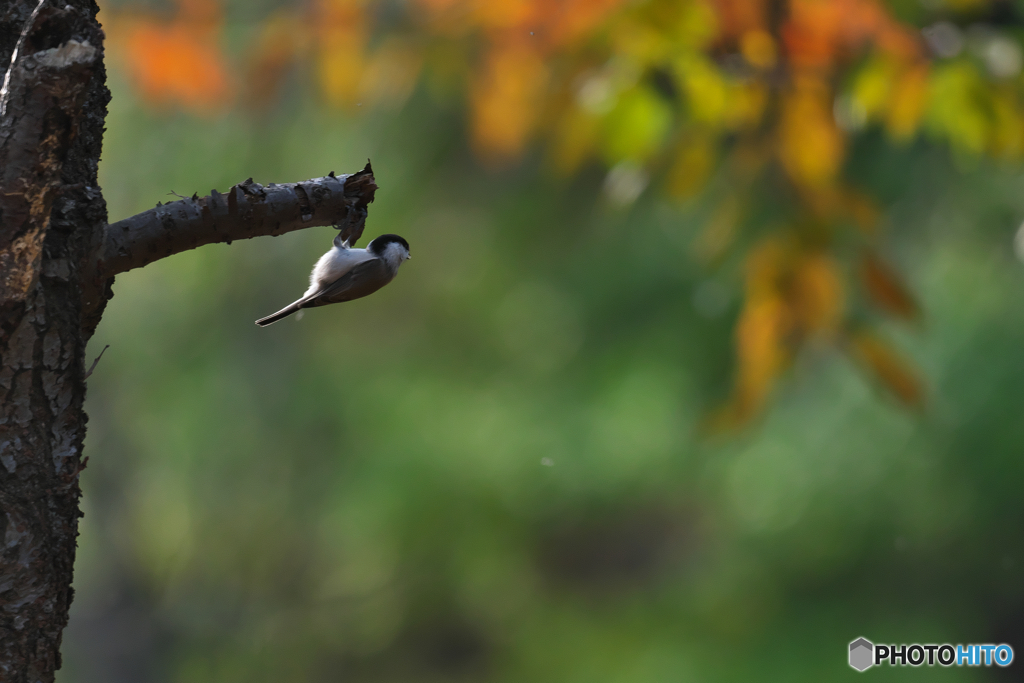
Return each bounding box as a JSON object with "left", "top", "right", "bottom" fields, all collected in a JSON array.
[{"left": 59, "top": 0, "right": 1024, "bottom": 680}]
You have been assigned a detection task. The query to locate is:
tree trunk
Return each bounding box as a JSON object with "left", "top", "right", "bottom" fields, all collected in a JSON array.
[{"left": 0, "top": 1, "right": 110, "bottom": 680}]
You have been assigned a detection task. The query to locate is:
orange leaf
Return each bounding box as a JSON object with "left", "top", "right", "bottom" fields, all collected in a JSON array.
[
  {"left": 120, "top": 21, "right": 232, "bottom": 111},
  {"left": 470, "top": 41, "right": 548, "bottom": 161},
  {"left": 728, "top": 239, "right": 794, "bottom": 420},
  {"left": 783, "top": 0, "right": 922, "bottom": 70},
  {"left": 859, "top": 250, "right": 919, "bottom": 321},
  {"left": 850, "top": 331, "right": 924, "bottom": 406},
  {"left": 712, "top": 0, "right": 768, "bottom": 41},
  {"left": 544, "top": 0, "right": 629, "bottom": 47},
  {"left": 733, "top": 294, "right": 790, "bottom": 419},
  {"left": 745, "top": 236, "right": 788, "bottom": 293},
  {"left": 741, "top": 29, "right": 776, "bottom": 69},
  {"left": 791, "top": 252, "right": 844, "bottom": 335}
]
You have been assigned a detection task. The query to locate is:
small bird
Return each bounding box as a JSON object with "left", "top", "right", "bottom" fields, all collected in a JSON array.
[{"left": 256, "top": 233, "right": 410, "bottom": 326}]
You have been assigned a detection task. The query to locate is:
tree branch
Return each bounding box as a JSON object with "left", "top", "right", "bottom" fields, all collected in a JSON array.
[{"left": 97, "top": 162, "right": 378, "bottom": 278}]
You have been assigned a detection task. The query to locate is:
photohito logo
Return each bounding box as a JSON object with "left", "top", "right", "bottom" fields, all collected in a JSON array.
[{"left": 849, "top": 637, "right": 1014, "bottom": 671}]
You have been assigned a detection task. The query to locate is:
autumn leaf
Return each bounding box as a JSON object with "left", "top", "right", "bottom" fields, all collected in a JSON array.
[
  {"left": 725, "top": 239, "right": 794, "bottom": 419},
  {"left": 113, "top": 0, "right": 232, "bottom": 113},
  {"left": 850, "top": 330, "right": 924, "bottom": 406},
  {"left": 550, "top": 107, "right": 600, "bottom": 175},
  {"left": 791, "top": 252, "right": 844, "bottom": 336},
  {"left": 885, "top": 63, "right": 930, "bottom": 140},
  {"left": 599, "top": 85, "right": 673, "bottom": 164},
  {"left": 314, "top": 0, "right": 369, "bottom": 109},
  {"left": 778, "top": 77, "right": 845, "bottom": 188},
  {"left": 926, "top": 62, "right": 990, "bottom": 156},
  {"left": 740, "top": 29, "right": 776, "bottom": 70},
  {"left": 675, "top": 53, "right": 729, "bottom": 125},
  {"left": 470, "top": 41, "right": 548, "bottom": 161},
  {"left": 666, "top": 133, "right": 717, "bottom": 199},
  {"left": 859, "top": 250, "right": 919, "bottom": 321},
  {"left": 712, "top": 0, "right": 768, "bottom": 41},
  {"left": 733, "top": 294, "right": 790, "bottom": 419},
  {"left": 102, "top": 0, "right": 1023, "bottom": 425}
]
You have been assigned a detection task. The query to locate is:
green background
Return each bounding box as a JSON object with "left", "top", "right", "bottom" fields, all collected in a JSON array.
[{"left": 57, "top": 47, "right": 1024, "bottom": 683}]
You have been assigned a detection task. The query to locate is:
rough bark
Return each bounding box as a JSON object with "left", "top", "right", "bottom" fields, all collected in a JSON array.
[
  {"left": 99, "top": 164, "right": 378, "bottom": 277},
  {"left": 0, "top": 2, "right": 109, "bottom": 681},
  {"left": 0, "top": 2, "right": 378, "bottom": 681}
]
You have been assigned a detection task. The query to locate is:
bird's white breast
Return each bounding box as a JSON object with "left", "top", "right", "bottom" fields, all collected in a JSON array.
[{"left": 305, "top": 245, "right": 374, "bottom": 297}]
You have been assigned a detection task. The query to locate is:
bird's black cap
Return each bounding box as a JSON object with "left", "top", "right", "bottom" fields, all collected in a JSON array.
[{"left": 368, "top": 234, "right": 410, "bottom": 255}]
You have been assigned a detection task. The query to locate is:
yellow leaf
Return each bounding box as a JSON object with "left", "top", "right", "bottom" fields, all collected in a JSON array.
[
  {"left": 852, "top": 55, "right": 896, "bottom": 119},
  {"left": 675, "top": 0, "right": 719, "bottom": 49},
  {"left": 926, "top": 62, "right": 989, "bottom": 156},
  {"left": 613, "top": 19, "right": 672, "bottom": 64},
  {"left": 885, "top": 64, "right": 929, "bottom": 140},
  {"left": 724, "top": 81, "right": 768, "bottom": 131},
  {"left": 714, "top": 238, "right": 793, "bottom": 429},
  {"left": 778, "top": 77, "right": 845, "bottom": 187},
  {"left": 989, "top": 89, "right": 1024, "bottom": 158},
  {"left": 318, "top": 46, "right": 366, "bottom": 108},
  {"left": 741, "top": 29, "right": 776, "bottom": 69},
  {"left": 470, "top": 42, "right": 548, "bottom": 161},
  {"left": 599, "top": 85, "right": 673, "bottom": 163},
  {"left": 675, "top": 54, "right": 728, "bottom": 125},
  {"left": 315, "top": 0, "right": 368, "bottom": 108},
  {"left": 734, "top": 294, "right": 789, "bottom": 418},
  {"left": 549, "top": 107, "right": 600, "bottom": 176}
]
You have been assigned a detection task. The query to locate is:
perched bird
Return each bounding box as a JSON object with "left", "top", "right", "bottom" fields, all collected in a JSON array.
[{"left": 256, "top": 233, "right": 410, "bottom": 326}]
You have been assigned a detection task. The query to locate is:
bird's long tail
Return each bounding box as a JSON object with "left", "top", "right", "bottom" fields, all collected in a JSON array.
[{"left": 255, "top": 300, "right": 303, "bottom": 326}]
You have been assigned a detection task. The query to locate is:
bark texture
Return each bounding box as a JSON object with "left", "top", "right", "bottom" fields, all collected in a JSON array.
[
  {"left": 100, "top": 163, "right": 378, "bottom": 277},
  {"left": 0, "top": 2, "right": 110, "bottom": 682}
]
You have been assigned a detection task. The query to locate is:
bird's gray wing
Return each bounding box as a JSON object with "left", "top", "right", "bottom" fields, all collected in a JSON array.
[
  {"left": 256, "top": 258, "right": 393, "bottom": 326},
  {"left": 302, "top": 258, "right": 392, "bottom": 308}
]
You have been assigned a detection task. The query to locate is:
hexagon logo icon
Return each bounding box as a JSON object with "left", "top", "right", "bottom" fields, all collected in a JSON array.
[{"left": 849, "top": 637, "right": 874, "bottom": 671}]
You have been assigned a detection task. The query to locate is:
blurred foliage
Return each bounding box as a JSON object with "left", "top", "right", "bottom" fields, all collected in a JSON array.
[
  {"left": 58, "top": 0, "right": 1024, "bottom": 681},
  {"left": 102, "top": 0, "right": 1024, "bottom": 421}
]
